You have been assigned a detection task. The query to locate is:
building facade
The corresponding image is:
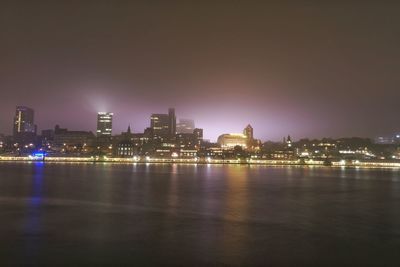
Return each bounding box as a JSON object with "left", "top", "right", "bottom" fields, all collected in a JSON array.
[
  {"left": 116, "top": 140, "right": 134, "bottom": 157},
  {"left": 53, "top": 125, "right": 95, "bottom": 151},
  {"left": 243, "top": 124, "right": 254, "bottom": 141},
  {"left": 168, "top": 108, "right": 176, "bottom": 137},
  {"left": 217, "top": 133, "right": 248, "bottom": 149},
  {"left": 150, "top": 113, "right": 170, "bottom": 137},
  {"left": 13, "top": 106, "right": 36, "bottom": 144},
  {"left": 177, "top": 119, "right": 195, "bottom": 134},
  {"left": 150, "top": 108, "right": 176, "bottom": 139},
  {"left": 97, "top": 112, "right": 113, "bottom": 137}
]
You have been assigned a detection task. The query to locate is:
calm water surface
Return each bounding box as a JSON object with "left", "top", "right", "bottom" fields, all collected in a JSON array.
[{"left": 1, "top": 162, "right": 400, "bottom": 266}]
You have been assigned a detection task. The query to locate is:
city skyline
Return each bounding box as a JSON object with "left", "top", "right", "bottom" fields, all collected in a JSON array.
[
  {"left": 2, "top": 2, "right": 400, "bottom": 266},
  {"left": 0, "top": 104, "right": 399, "bottom": 142},
  {"left": 1, "top": 2, "right": 400, "bottom": 141}
]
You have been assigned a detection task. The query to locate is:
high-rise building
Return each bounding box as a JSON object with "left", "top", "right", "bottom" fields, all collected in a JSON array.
[
  {"left": 243, "top": 124, "right": 254, "bottom": 141},
  {"left": 150, "top": 108, "right": 176, "bottom": 138},
  {"left": 96, "top": 112, "right": 113, "bottom": 137},
  {"left": 13, "top": 106, "right": 36, "bottom": 144},
  {"left": 150, "top": 113, "right": 170, "bottom": 137},
  {"left": 286, "top": 135, "right": 292, "bottom": 148},
  {"left": 168, "top": 108, "right": 176, "bottom": 137},
  {"left": 177, "top": 119, "right": 195, "bottom": 134},
  {"left": 13, "top": 106, "right": 35, "bottom": 136},
  {"left": 193, "top": 128, "right": 203, "bottom": 146}
]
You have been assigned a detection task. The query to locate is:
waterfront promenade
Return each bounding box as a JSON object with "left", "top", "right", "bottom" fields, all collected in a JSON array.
[{"left": 1, "top": 156, "right": 400, "bottom": 168}]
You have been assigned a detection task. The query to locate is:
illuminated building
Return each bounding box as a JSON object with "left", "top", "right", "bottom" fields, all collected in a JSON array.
[
  {"left": 179, "top": 149, "right": 197, "bottom": 158},
  {"left": 375, "top": 136, "right": 394, "bottom": 144},
  {"left": 154, "top": 148, "right": 174, "bottom": 158},
  {"left": 0, "top": 134, "right": 4, "bottom": 152},
  {"left": 13, "top": 106, "right": 35, "bottom": 135},
  {"left": 375, "top": 134, "right": 400, "bottom": 144},
  {"left": 177, "top": 119, "right": 195, "bottom": 134},
  {"left": 151, "top": 113, "right": 169, "bottom": 136},
  {"left": 176, "top": 133, "right": 197, "bottom": 149},
  {"left": 244, "top": 124, "right": 260, "bottom": 150},
  {"left": 217, "top": 133, "right": 248, "bottom": 149},
  {"left": 116, "top": 140, "right": 134, "bottom": 157},
  {"left": 193, "top": 128, "right": 203, "bottom": 146},
  {"left": 53, "top": 125, "right": 95, "bottom": 150},
  {"left": 338, "top": 148, "right": 376, "bottom": 159},
  {"left": 270, "top": 150, "right": 295, "bottom": 160},
  {"left": 97, "top": 112, "right": 113, "bottom": 137},
  {"left": 13, "top": 106, "right": 36, "bottom": 144},
  {"left": 112, "top": 126, "right": 151, "bottom": 156},
  {"left": 243, "top": 124, "right": 254, "bottom": 141},
  {"left": 287, "top": 135, "right": 292, "bottom": 147},
  {"left": 175, "top": 128, "right": 203, "bottom": 149},
  {"left": 193, "top": 128, "right": 203, "bottom": 140},
  {"left": 205, "top": 147, "right": 224, "bottom": 158},
  {"left": 150, "top": 108, "right": 176, "bottom": 139}
]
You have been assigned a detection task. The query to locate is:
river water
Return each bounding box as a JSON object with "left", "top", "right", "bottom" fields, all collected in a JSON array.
[{"left": 1, "top": 162, "right": 400, "bottom": 266}]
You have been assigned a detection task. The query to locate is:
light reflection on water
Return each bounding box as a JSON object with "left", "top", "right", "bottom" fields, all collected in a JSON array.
[
  {"left": 0, "top": 163, "right": 400, "bottom": 265},
  {"left": 22, "top": 162, "right": 45, "bottom": 264}
]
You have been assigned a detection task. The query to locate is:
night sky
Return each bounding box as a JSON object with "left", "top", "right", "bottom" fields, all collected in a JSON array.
[{"left": 1, "top": 1, "right": 399, "bottom": 141}]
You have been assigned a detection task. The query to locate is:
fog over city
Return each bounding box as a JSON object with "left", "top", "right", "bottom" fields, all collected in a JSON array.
[{"left": 1, "top": 2, "right": 400, "bottom": 141}]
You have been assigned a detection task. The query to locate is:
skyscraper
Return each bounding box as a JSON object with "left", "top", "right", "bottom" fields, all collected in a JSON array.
[
  {"left": 193, "top": 128, "right": 203, "bottom": 146},
  {"left": 243, "top": 124, "right": 254, "bottom": 141},
  {"left": 193, "top": 128, "right": 203, "bottom": 140},
  {"left": 13, "top": 106, "right": 35, "bottom": 136},
  {"left": 150, "top": 108, "right": 176, "bottom": 139},
  {"left": 96, "top": 112, "right": 113, "bottom": 137},
  {"left": 150, "top": 113, "right": 170, "bottom": 137},
  {"left": 177, "top": 119, "right": 195, "bottom": 134},
  {"left": 13, "top": 106, "right": 36, "bottom": 144},
  {"left": 168, "top": 108, "right": 176, "bottom": 137}
]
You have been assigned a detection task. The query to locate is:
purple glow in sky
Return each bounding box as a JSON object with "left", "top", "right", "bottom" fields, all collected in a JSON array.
[{"left": 1, "top": 2, "right": 400, "bottom": 141}]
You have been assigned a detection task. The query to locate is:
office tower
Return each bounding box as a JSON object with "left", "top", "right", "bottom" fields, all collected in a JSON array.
[
  {"left": 13, "top": 106, "right": 36, "bottom": 144},
  {"left": 150, "top": 113, "right": 170, "bottom": 137},
  {"left": 193, "top": 128, "right": 203, "bottom": 146},
  {"left": 193, "top": 128, "right": 203, "bottom": 140},
  {"left": 13, "top": 106, "right": 35, "bottom": 136},
  {"left": 97, "top": 112, "right": 113, "bottom": 137},
  {"left": 177, "top": 119, "right": 195, "bottom": 134},
  {"left": 243, "top": 124, "right": 254, "bottom": 141},
  {"left": 168, "top": 108, "right": 176, "bottom": 136},
  {"left": 150, "top": 108, "right": 176, "bottom": 138}
]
